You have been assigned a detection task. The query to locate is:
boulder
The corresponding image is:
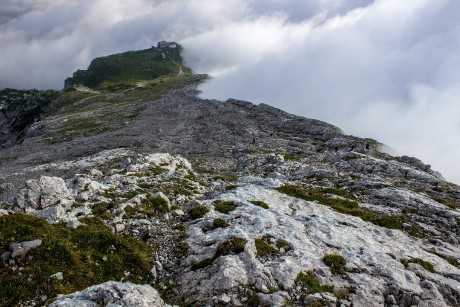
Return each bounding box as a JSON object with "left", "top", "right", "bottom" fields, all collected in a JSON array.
[
  {"left": 14, "top": 176, "right": 74, "bottom": 210},
  {"left": 10, "top": 239, "right": 42, "bottom": 258}
]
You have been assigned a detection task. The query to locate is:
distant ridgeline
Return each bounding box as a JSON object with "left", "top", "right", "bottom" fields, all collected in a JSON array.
[{"left": 64, "top": 42, "right": 186, "bottom": 90}]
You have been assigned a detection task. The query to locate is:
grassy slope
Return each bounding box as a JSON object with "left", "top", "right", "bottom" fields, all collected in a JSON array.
[
  {"left": 43, "top": 44, "right": 199, "bottom": 144},
  {"left": 0, "top": 214, "right": 153, "bottom": 306},
  {"left": 71, "top": 46, "right": 187, "bottom": 89}
]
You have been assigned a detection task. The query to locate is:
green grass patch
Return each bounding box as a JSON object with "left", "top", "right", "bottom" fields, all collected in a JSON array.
[
  {"left": 322, "top": 188, "right": 356, "bottom": 200},
  {"left": 188, "top": 205, "right": 209, "bottom": 220},
  {"left": 335, "top": 289, "right": 351, "bottom": 300},
  {"left": 407, "top": 225, "right": 426, "bottom": 238},
  {"left": 128, "top": 172, "right": 145, "bottom": 178},
  {"left": 249, "top": 200, "right": 269, "bottom": 209},
  {"left": 213, "top": 200, "right": 237, "bottom": 214},
  {"left": 440, "top": 199, "right": 459, "bottom": 210},
  {"left": 150, "top": 166, "right": 168, "bottom": 175},
  {"left": 387, "top": 253, "right": 397, "bottom": 259},
  {"left": 191, "top": 258, "right": 214, "bottom": 271},
  {"left": 446, "top": 257, "right": 460, "bottom": 268},
  {"left": 213, "top": 175, "right": 238, "bottom": 182},
  {"left": 341, "top": 155, "right": 363, "bottom": 161},
  {"left": 401, "top": 258, "right": 435, "bottom": 273},
  {"left": 69, "top": 47, "right": 183, "bottom": 88},
  {"left": 275, "top": 239, "right": 290, "bottom": 251},
  {"left": 190, "top": 237, "right": 246, "bottom": 271},
  {"left": 212, "top": 218, "right": 229, "bottom": 229},
  {"left": 283, "top": 153, "right": 299, "bottom": 161},
  {"left": 119, "top": 189, "right": 144, "bottom": 199},
  {"left": 296, "top": 271, "right": 334, "bottom": 294},
  {"left": 255, "top": 238, "right": 279, "bottom": 257},
  {"left": 122, "top": 194, "right": 169, "bottom": 219},
  {"left": 433, "top": 185, "right": 450, "bottom": 192},
  {"left": 425, "top": 248, "right": 460, "bottom": 268},
  {"left": 173, "top": 187, "right": 193, "bottom": 196},
  {"left": 215, "top": 237, "right": 246, "bottom": 258},
  {"left": 91, "top": 202, "right": 117, "bottom": 219},
  {"left": 276, "top": 184, "right": 403, "bottom": 230},
  {"left": 0, "top": 214, "right": 153, "bottom": 306},
  {"left": 322, "top": 253, "right": 347, "bottom": 275}
]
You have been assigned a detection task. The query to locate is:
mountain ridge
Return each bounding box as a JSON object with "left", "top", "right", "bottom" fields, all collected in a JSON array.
[{"left": 0, "top": 46, "right": 459, "bottom": 306}]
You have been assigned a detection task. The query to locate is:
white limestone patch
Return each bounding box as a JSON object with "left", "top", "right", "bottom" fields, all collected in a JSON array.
[
  {"left": 179, "top": 181, "right": 460, "bottom": 305},
  {"left": 50, "top": 281, "right": 169, "bottom": 307}
]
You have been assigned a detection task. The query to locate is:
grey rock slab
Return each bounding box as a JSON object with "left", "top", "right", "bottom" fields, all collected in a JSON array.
[
  {"left": 178, "top": 183, "right": 460, "bottom": 305},
  {"left": 50, "top": 281, "right": 170, "bottom": 307},
  {"left": 14, "top": 176, "right": 74, "bottom": 210},
  {"left": 10, "top": 239, "right": 42, "bottom": 258}
]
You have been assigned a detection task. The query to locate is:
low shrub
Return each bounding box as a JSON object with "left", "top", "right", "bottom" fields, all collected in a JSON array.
[
  {"left": 190, "top": 236, "right": 246, "bottom": 271},
  {"left": 335, "top": 289, "right": 351, "bottom": 300},
  {"left": 275, "top": 239, "right": 291, "bottom": 251},
  {"left": 249, "top": 200, "right": 269, "bottom": 209},
  {"left": 296, "top": 271, "right": 334, "bottom": 293},
  {"left": 215, "top": 237, "right": 246, "bottom": 258},
  {"left": 387, "top": 253, "right": 397, "bottom": 259},
  {"left": 144, "top": 194, "right": 170, "bottom": 213},
  {"left": 400, "top": 258, "right": 435, "bottom": 273},
  {"left": 441, "top": 199, "right": 459, "bottom": 210},
  {"left": 188, "top": 205, "right": 209, "bottom": 220},
  {"left": 322, "top": 253, "right": 347, "bottom": 275},
  {"left": 212, "top": 218, "right": 229, "bottom": 229},
  {"left": 255, "top": 238, "right": 279, "bottom": 257},
  {"left": 322, "top": 188, "right": 356, "bottom": 200},
  {"left": 213, "top": 175, "right": 238, "bottom": 182},
  {"left": 213, "top": 200, "right": 237, "bottom": 214},
  {"left": 191, "top": 258, "right": 214, "bottom": 271}
]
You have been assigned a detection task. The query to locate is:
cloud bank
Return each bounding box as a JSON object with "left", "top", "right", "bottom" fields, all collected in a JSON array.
[{"left": 1, "top": 0, "right": 460, "bottom": 183}]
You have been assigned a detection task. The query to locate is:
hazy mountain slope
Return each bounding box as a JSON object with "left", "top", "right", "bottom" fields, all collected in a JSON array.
[{"left": 0, "top": 46, "right": 459, "bottom": 307}]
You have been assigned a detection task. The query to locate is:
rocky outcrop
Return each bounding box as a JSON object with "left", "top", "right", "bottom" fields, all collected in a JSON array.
[
  {"left": 50, "top": 281, "right": 170, "bottom": 306},
  {"left": 14, "top": 176, "right": 74, "bottom": 210},
  {"left": 176, "top": 178, "right": 460, "bottom": 306},
  {"left": 2, "top": 148, "right": 458, "bottom": 306},
  {"left": 1, "top": 239, "right": 42, "bottom": 260}
]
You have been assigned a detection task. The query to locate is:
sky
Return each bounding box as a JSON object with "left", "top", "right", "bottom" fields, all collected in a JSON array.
[{"left": 1, "top": 0, "right": 460, "bottom": 184}]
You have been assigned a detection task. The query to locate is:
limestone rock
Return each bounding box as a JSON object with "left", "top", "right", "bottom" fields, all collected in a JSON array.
[
  {"left": 256, "top": 291, "right": 290, "bottom": 306},
  {"left": 50, "top": 281, "right": 170, "bottom": 307},
  {"left": 218, "top": 293, "right": 231, "bottom": 304},
  {"left": 14, "top": 176, "right": 74, "bottom": 210},
  {"left": 10, "top": 239, "right": 42, "bottom": 258},
  {"left": 50, "top": 272, "right": 64, "bottom": 280}
]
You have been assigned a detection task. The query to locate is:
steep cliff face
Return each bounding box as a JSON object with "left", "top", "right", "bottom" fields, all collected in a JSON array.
[{"left": 0, "top": 48, "right": 459, "bottom": 306}]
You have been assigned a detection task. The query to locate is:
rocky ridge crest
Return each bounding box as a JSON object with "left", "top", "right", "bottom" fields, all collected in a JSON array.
[{"left": 0, "top": 47, "right": 459, "bottom": 306}]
